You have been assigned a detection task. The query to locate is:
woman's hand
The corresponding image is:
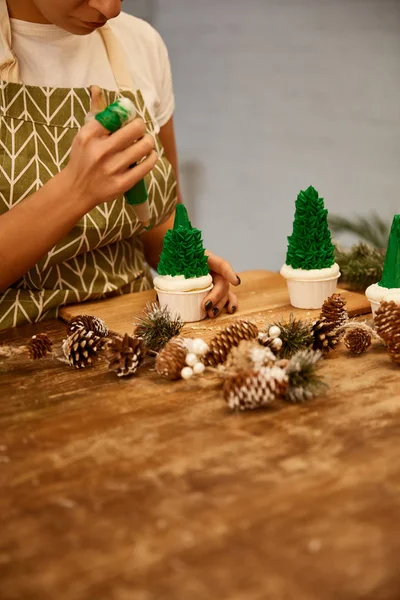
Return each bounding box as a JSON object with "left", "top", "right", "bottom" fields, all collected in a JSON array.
[
  {"left": 64, "top": 115, "right": 157, "bottom": 211},
  {"left": 204, "top": 251, "right": 241, "bottom": 318}
]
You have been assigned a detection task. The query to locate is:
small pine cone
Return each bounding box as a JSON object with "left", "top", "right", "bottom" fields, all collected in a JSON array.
[
  {"left": 312, "top": 319, "right": 342, "bottom": 353},
  {"left": 224, "top": 340, "right": 276, "bottom": 374},
  {"left": 203, "top": 320, "right": 259, "bottom": 367},
  {"left": 66, "top": 314, "right": 108, "bottom": 338},
  {"left": 156, "top": 337, "right": 188, "bottom": 380},
  {"left": 320, "top": 294, "right": 348, "bottom": 327},
  {"left": 224, "top": 366, "right": 288, "bottom": 411},
  {"left": 27, "top": 333, "right": 53, "bottom": 360},
  {"left": 344, "top": 327, "right": 372, "bottom": 354},
  {"left": 62, "top": 329, "right": 105, "bottom": 369},
  {"left": 387, "top": 341, "right": 400, "bottom": 365},
  {"left": 375, "top": 301, "right": 400, "bottom": 344},
  {"left": 106, "top": 334, "right": 145, "bottom": 377}
]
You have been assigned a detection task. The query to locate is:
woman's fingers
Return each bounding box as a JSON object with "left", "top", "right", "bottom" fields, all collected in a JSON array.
[
  {"left": 83, "top": 115, "right": 147, "bottom": 150},
  {"left": 206, "top": 250, "right": 241, "bottom": 287},
  {"left": 110, "top": 133, "right": 155, "bottom": 173},
  {"left": 204, "top": 272, "right": 230, "bottom": 318},
  {"left": 225, "top": 290, "right": 238, "bottom": 314},
  {"left": 116, "top": 150, "right": 158, "bottom": 193}
]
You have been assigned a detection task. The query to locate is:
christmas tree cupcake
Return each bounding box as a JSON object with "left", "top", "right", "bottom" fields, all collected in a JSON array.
[
  {"left": 280, "top": 186, "right": 340, "bottom": 309},
  {"left": 365, "top": 215, "right": 400, "bottom": 316},
  {"left": 153, "top": 204, "right": 213, "bottom": 322}
]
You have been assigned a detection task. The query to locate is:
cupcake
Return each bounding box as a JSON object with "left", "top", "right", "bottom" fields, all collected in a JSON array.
[
  {"left": 366, "top": 215, "right": 400, "bottom": 316},
  {"left": 154, "top": 204, "right": 213, "bottom": 322},
  {"left": 280, "top": 186, "right": 340, "bottom": 309}
]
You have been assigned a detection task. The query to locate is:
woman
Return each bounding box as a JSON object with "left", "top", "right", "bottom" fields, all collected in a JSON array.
[{"left": 0, "top": 0, "right": 239, "bottom": 329}]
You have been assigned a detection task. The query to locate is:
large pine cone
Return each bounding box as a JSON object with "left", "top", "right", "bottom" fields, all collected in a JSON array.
[
  {"left": 106, "top": 334, "right": 145, "bottom": 377},
  {"left": 374, "top": 301, "right": 400, "bottom": 344},
  {"left": 156, "top": 337, "right": 188, "bottom": 380},
  {"left": 62, "top": 329, "right": 105, "bottom": 369},
  {"left": 320, "top": 294, "right": 348, "bottom": 327},
  {"left": 344, "top": 327, "right": 372, "bottom": 354},
  {"left": 224, "top": 366, "right": 288, "bottom": 411},
  {"left": 312, "top": 319, "right": 342, "bottom": 353},
  {"left": 203, "top": 320, "right": 259, "bottom": 367},
  {"left": 66, "top": 314, "right": 109, "bottom": 338},
  {"left": 27, "top": 333, "right": 53, "bottom": 360}
]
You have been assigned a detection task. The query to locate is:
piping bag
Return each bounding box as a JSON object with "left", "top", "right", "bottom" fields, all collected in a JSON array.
[{"left": 85, "top": 87, "right": 152, "bottom": 229}]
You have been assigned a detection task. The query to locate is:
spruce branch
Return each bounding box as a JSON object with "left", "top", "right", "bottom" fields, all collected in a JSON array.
[
  {"left": 285, "top": 349, "right": 326, "bottom": 403},
  {"left": 264, "top": 315, "right": 314, "bottom": 359},
  {"left": 133, "top": 302, "right": 184, "bottom": 353},
  {"left": 335, "top": 243, "right": 385, "bottom": 291}
]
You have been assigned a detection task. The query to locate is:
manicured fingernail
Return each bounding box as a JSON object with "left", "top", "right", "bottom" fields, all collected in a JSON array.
[
  {"left": 236, "top": 275, "right": 241, "bottom": 285},
  {"left": 231, "top": 306, "right": 237, "bottom": 313},
  {"left": 205, "top": 300, "right": 213, "bottom": 311},
  {"left": 212, "top": 307, "right": 219, "bottom": 317}
]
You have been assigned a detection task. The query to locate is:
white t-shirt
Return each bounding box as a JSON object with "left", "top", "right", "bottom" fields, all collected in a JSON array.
[{"left": 6, "top": 12, "right": 174, "bottom": 133}]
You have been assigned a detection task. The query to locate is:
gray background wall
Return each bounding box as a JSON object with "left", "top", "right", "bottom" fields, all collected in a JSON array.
[{"left": 124, "top": 0, "right": 400, "bottom": 271}]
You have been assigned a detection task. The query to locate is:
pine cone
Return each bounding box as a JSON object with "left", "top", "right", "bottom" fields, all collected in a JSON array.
[
  {"left": 224, "top": 340, "right": 276, "bottom": 374},
  {"left": 375, "top": 301, "right": 400, "bottom": 344},
  {"left": 312, "top": 319, "right": 342, "bottom": 353},
  {"left": 27, "top": 333, "right": 53, "bottom": 360},
  {"left": 344, "top": 327, "right": 372, "bottom": 354},
  {"left": 387, "top": 341, "right": 400, "bottom": 366},
  {"left": 66, "top": 314, "right": 109, "bottom": 338},
  {"left": 320, "top": 294, "right": 348, "bottom": 327},
  {"left": 106, "top": 334, "right": 145, "bottom": 377},
  {"left": 224, "top": 366, "right": 288, "bottom": 411},
  {"left": 62, "top": 329, "right": 105, "bottom": 369},
  {"left": 156, "top": 337, "right": 188, "bottom": 380},
  {"left": 203, "top": 320, "right": 259, "bottom": 367}
]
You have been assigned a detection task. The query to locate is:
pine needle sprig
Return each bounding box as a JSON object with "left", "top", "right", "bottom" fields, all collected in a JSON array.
[
  {"left": 265, "top": 315, "right": 314, "bottom": 359},
  {"left": 285, "top": 349, "right": 326, "bottom": 403},
  {"left": 334, "top": 243, "right": 385, "bottom": 291},
  {"left": 329, "top": 214, "right": 390, "bottom": 249},
  {"left": 133, "top": 302, "right": 184, "bottom": 353}
]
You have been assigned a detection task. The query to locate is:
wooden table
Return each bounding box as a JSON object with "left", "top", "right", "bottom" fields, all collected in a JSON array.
[{"left": 1, "top": 271, "right": 400, "bottom": 600}]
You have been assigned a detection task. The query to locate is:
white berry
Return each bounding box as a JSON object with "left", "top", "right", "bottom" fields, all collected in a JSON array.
[
  {"left": 181, "top": 367, "right": 194, "bottom": 380},
  {"left": 272, "top": 337, "right": 283, "bottom": 350},
  {"left": 269, "top": 325, "right": 281, "bottom": 339},
  {"left": 192, "top": 338, "right": 209, "bottom": 356},
  {"left": 193, "top": 361, "right": 205, "bottom": 375},
  {"left": 185, "top": 352, "right": 198, "bottom": 367}
]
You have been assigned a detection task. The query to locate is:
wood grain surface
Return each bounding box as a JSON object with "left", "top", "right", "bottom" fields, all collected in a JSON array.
[{"left": 1, "top": 272, "right": 399, "bottom": 600}]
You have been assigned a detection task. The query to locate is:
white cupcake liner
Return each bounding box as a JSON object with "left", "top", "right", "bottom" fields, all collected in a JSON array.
[
  {"left": 285, "top": 276, "right": 340, "bottom": 309},
  {"left": 155, "top": 284, "right": 213, "bottom": 323}
]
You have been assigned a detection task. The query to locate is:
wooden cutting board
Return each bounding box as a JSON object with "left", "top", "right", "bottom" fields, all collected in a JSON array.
[{"left": 59, "top": 270, "right": 371, "bottom": 337}]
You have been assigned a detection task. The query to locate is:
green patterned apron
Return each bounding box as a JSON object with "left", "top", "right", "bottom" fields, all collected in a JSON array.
[{"left": 0, "top": 6, "right": 177, "bottom": 329}]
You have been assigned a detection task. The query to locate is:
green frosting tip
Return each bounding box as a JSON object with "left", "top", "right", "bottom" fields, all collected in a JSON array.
[
  {"left": 285, "top": 186, "right": 335, "bottom": 270},
  {"left": 157, "top": 204, "right": 209, "bottom": 279},
  {"left": 378, "top": 214, "right": 400, "bottom": 289},
  {"left": 173, "top": 204, "right": 193, "bottom": 230}
]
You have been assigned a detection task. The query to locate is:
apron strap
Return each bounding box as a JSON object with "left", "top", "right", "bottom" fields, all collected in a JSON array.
[
  {"left": 0, "top": 0, "right": 20, "bottom": 83},
  {"left": 99, "top": 23, "right": 135, "bottom": 92},
  {"left": 0, "top": 0, "right": 134, "bottom": 91}
]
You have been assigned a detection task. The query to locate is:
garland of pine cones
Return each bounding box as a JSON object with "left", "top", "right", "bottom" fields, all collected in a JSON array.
[{"left": 3, "top": 293, "right": 400, "bottom": 413}]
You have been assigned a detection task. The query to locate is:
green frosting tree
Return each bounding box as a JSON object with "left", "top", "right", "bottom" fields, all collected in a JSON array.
[
  {"left": 286, "top": 186, "right": 335, "bottom": 270},
  {"left": 157, "top": 204, "right": 209, "bottom": 278},
  {"left": 378, "top": 215, "right": 400, "bottom": 289}
]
